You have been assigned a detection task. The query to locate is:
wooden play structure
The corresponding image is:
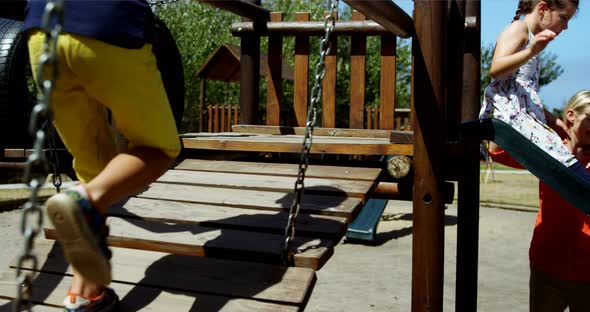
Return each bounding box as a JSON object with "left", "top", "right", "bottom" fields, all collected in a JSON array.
[{"left": 1, "top": 1, "right": 483, "bottom": 311}]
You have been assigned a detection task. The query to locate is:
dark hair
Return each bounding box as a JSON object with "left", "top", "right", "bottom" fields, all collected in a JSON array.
[{"left": 513, "top": 0, "right": 579, "bottom": 21}]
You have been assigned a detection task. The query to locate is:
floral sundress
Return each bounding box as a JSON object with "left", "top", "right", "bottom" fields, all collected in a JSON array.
[{"left": 479, "top": 30, "right": 576, "bottom": 167}]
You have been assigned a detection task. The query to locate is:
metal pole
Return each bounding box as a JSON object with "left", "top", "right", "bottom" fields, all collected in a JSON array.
[{"left": 456, "top": 1, "right": 481, "bottom": 311}]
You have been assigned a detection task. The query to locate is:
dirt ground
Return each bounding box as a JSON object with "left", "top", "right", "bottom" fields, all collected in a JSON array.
[{"left": 0, "top": 171, "right": 540, "bottom": 311}]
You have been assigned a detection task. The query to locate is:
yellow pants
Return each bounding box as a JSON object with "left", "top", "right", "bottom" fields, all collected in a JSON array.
[{"left": 28, "top": 32, "right": 181, "bottom": 182}]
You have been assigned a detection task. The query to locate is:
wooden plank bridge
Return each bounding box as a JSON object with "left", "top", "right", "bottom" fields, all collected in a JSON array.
[{"left": 1, "top": 155, "right": 381, "bottom": 311}]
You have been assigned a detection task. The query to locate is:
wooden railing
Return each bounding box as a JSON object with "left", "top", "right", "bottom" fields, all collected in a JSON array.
[
  {"left": 202, "top": 104, "right": 240, "bottom": 133},
  {"left": 230, "top": 10, "right": 410, "bottom": 131},
  {"left": 202, "top": 105, "right": 410, "bottom": 132}
]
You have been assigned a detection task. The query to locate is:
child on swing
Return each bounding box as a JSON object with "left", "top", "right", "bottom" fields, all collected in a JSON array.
[
  {"left": 479, "top": 0, "right": 590, "bottom": 184},
  {"left": 24, "top": 0, "right": 181, "bottom": 311}
]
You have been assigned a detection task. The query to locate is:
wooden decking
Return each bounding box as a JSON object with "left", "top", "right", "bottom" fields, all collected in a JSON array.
[
  {"left": 181, "top": 128, "right": 414, "bottom": 156},
  {"left": 2, "top": 158, "right": 382, "bottom": 311}
]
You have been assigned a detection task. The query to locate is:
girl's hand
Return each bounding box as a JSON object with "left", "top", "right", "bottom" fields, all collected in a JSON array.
[
  {"left": 545, "top": 108, "right": 570, "bottom": 140},
  {"left": 530, "top": 29, "right": 557, "bottom": 54},
  {"left": 553, "top": 117, "right": 570, "bottom": 140}
]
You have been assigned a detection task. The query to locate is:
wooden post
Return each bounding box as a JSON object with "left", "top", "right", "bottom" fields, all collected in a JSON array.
[
  {"left": 379, "top": 34, "right": 396, "bottom": 130},
  {"left": 412, "top": 1, "right": 447, "bottom": 311},
  {"left": 199, "top": 79, "right": 206, "bottom": 132},
  {"left": 213, "top": 105, "right": 219, "bottom": 133},
  {"left": 349, "top": 10, "right": 366, "bottom": 129},
  {"left": 266, "top": 12, "right": 284, "bottom": 126},
  {"left": 294, "top": 12, "right": 310, "bottom": 127},
  {"left": 322, "top": 11, "right": 338, "bottom": 128},
  {"left": 239, "top": 0, "right": 262, "bottom": 125},
  {"left": 207, "top": 105, "right": 213, "bottom": 132},
  {"left": 456, "top": 1, "right": 481, "bottom": 311}
]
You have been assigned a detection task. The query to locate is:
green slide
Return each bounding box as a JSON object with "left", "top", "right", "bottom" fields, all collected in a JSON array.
[{"left": 462, "top": 118, "right": 590, "bottom": 215}]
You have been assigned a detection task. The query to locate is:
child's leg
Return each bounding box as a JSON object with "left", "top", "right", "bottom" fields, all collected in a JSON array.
[
  {"left": 64, "top": 34, "right": 181, "bottom": 212},
  {"left": 28, "top": 32, "right": 118, "bottom": 298}
]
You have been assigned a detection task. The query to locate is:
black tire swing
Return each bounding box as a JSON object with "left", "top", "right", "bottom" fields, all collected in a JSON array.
[
  {"left": 151, "top": 14, "right": 185, "bottom": 130},
  {"left": 0, "top": 17, "right": 33, "bottom": 150}
]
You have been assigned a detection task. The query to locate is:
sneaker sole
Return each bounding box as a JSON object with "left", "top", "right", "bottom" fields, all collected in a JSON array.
[{"left": 46, "top": 193, "right": 112, "bottom": 285}]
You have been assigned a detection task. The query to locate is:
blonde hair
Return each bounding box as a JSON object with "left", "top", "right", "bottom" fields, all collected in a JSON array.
[{"left": 563, "top": 90, "right": 590, "bottom": 127}]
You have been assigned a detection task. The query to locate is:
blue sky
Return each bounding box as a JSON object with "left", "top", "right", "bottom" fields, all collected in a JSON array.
[{"left": 377, "top": 0, "right": 590, "bottom": 111}]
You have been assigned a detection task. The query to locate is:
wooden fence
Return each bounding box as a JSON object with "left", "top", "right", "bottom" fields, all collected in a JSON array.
[{"left": 202, "top": 105, "right": 411, "bottom": 132}]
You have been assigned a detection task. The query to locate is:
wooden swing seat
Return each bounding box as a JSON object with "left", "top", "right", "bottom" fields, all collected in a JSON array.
[{"left": 3, "top": 158, "right": 382, "bottom": 311}]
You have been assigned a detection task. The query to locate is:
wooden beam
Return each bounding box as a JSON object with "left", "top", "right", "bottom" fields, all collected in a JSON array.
[
  {"left": 341, "top": 0, "right": 414, "bottom": 38},
  {"left": 349, "top": 11, "right": 367, "bottom": 129},
  {"left": 198, "top": 0, "right": 270, "bottom": 21},
  {"left": 181, "top": 135, "right": 413, "bottom": 156},
  {"left": 232, "top": 20, "right": 393, "bottom": 36},
  {"left": 411, "top": 1, "right": 447, "bottom": 311},
  {"left": 294, "top": 12, "right": 310, "bottom": 127},
  {"left": 455, "top": 1, "right": 482, "bottom": 311},
  {"left": 266, "top": 12, "right": 283, "bottom": 126},
  {"left": 231, "top": 125, "right": 413, "bottom": 142}
]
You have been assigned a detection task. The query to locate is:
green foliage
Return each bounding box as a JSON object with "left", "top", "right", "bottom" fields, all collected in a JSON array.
[{"left": 156, "top": 1, "right": 414, "bottom": 131}]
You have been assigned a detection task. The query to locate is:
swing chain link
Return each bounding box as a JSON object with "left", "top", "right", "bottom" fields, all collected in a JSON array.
[
  {"left": 148, "top": 0, "right": 180, "bottom": 8},
  {"left": 14, "top": 1, "right": 64, "bottom": 311},
  {"left": 282, "top": 0, "right": 339, "bottom": 266}
]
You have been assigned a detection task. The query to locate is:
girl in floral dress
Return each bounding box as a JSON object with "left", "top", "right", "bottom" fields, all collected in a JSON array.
[{"left": 480, "top": 0, "right": 590, "bottom": 183}]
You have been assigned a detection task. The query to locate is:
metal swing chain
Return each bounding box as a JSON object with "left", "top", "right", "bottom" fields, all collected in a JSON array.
[
  {"left": 282, "top": 0, "right": 339, "bottom": 266},
  {"left": 14, "top": 1, "right": 64, "bottom": 311},
  {"left": 148, "top": 0, "right": 180, "bottom": 8}
]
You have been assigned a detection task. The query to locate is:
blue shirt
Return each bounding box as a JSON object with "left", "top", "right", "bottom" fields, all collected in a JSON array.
[{"left": 24, "top": 0, "right": 153, "bottom": 49}]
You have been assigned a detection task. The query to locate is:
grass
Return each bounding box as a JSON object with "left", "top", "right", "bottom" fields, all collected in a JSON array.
[
  {"left": 480, "top": 160, "right": 525, "bottom": 171},
  {"left": 478, "top": 172, "right": 538, "bottom": 209}
]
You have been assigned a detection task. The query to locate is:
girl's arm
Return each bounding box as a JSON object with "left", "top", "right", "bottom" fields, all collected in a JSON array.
[
  {"left": 490, "top": 22, "right": 556, "bottom": 79},
  {"left": 544, "top": 108, "right": 570, "bottom": 140}
]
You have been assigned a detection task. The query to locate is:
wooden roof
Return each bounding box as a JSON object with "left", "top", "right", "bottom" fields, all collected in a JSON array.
[{"left": 196, "top": 44, "right": 294, "bottom": 82}]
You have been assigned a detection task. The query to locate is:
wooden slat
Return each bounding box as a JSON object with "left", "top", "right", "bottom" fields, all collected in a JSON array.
[
  {"left": 136, "top": 183, "right": 361, "bottom": 221},
  {"left": 8, "top": 240, "right": 313, "bottom": 309},
  {"left": 349, "top": 10, "right": 367, "bottom": 129},
  {"left": 231, "top": 125, "right": 413, "bottom": 140},
  {"left": 379, "top": 34, "right": 396, "bottom": 130},
  {"left": 227, "top": 105, "right": 233, "bottom": 132},
  {"left": 181, "top": 134, "right": 413, "bottom": 156},
  {"left": 157, "top": 170, "right": 375, "bottom": 198},
  {"left": 322, "top": 11, "right": 338, "bottom": 128},
  {"left": 294, "top": 12, "right": 310, "bottom": 127},
  {"left": 213, "top": 105, "right": 220, "bottom": 133},
  {"left": 0, "top": 270, "right": 298, "bottom": 311},
  {"left": 45, "top": 217, "right": 334, "bottom": 270},
  {"left": 266, "top": 12, "right": 283, "bottom": 126},
  {"left": 174, "top": 159, "right": 381, "bottom": 181},
  {"left": 111, "top": 197, "right": 347, "bottom": 240},
  {"left": 341, "top": 0, "right": 414, "bottom": 38},
  {"left": 199, "top": 0, "right": 271, "bottom": 21},
  {"left": 208, "top": 105, "right": 213, "bottom": 132},
  {"left": 219, "top": 105, "right": 229, "bottom": 132}
]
